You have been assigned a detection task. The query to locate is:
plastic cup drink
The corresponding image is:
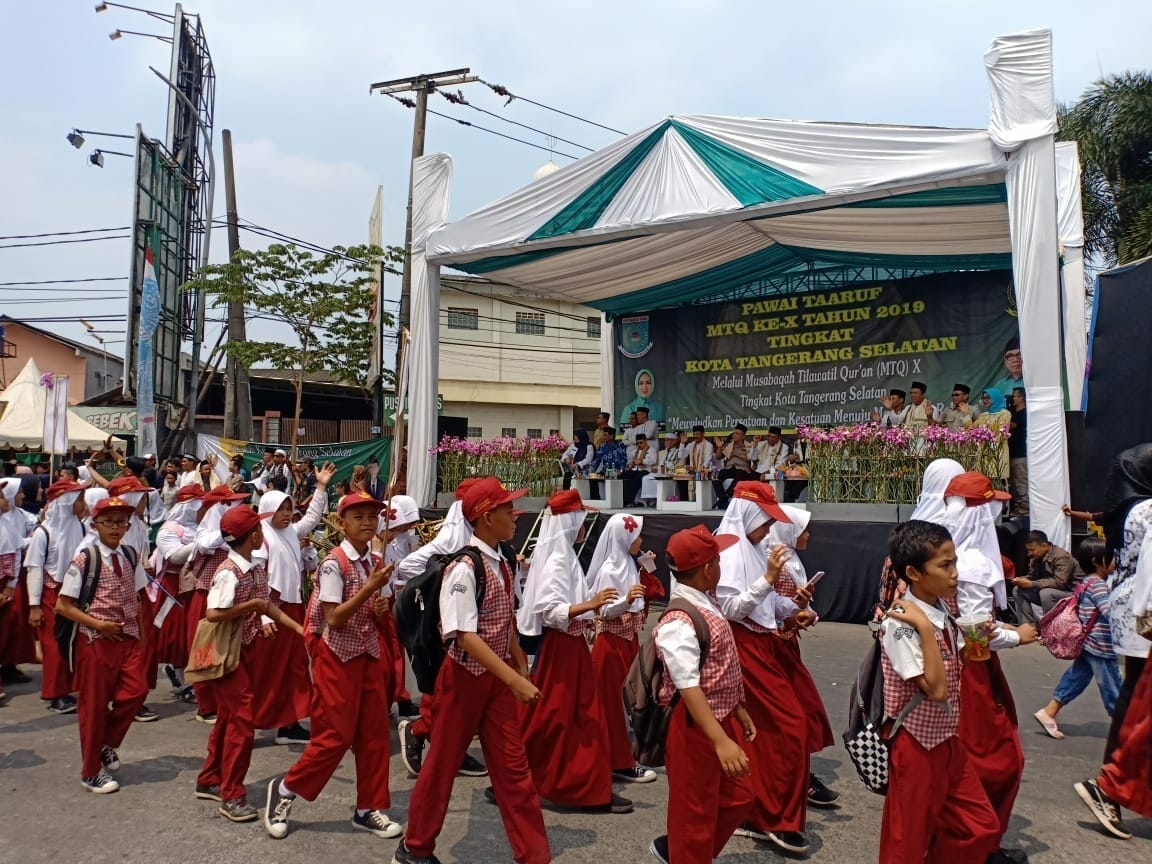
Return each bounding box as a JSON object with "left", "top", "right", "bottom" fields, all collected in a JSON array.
[
  {"left": 957, "top": 614, "right": 992, "bottom": 661},
  {"left": 637, "top": 551, "right": 657, "bottom": 573}
]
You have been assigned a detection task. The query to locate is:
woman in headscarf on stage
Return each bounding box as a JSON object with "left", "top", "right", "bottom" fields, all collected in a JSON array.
[
  {"left": 975, "top": 387, "right": 1012, "bottom": 482},
  {"left": 765, "top": 505, "right": 839, "bottom": 808},
  {"left": 517, "top": 489, "right": 631, "bottom": 813},
  {"left": 247, "top": 462, "right": 333, "bottom": 744},
  {"left": 587, "top": 512, "right": 656, "bottom": 784}
]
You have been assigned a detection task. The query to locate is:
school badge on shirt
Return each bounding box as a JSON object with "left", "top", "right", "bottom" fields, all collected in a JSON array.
[{"left": 618, "top": 315, "right": 653, "bottom": 358}]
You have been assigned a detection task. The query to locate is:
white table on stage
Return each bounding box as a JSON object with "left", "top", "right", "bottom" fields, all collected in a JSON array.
[
  {"left": 654, "top": 475, "right": 716, "bottom": 512},
  {"left": 574, "top": 476, "right": 624, "bottom": 510}
]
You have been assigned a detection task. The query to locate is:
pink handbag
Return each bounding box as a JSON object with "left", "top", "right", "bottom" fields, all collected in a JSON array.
[{"left": 1039, "top": 581, "right": 1099, "bottom": 660}]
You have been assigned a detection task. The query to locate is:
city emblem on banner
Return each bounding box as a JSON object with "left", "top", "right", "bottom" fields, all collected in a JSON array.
[{"left": 618, "top": 315, "right": 653, "bottom": 358}]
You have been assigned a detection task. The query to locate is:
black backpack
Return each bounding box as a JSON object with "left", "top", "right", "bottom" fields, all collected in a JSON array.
[
  {"left": 621, "top": 598, "right": 711, "bottom": 768},
  {"left": 394, "top": 546, "right": 486, "bottom": 695},
  {"left": 54, "top": 544, "right": 138, "bottom": 673}
]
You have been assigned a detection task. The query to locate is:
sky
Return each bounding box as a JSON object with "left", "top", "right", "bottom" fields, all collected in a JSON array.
[{"left": 1, "top": 0, "right": 1149, "bottom": 368}]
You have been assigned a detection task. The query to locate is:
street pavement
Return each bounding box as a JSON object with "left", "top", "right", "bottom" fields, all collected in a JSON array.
[{"left": 1, "top": 622, "right": 1149, "bottom": 863}]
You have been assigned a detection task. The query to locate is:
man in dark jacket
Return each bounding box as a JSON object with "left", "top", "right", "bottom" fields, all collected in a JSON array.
[{"left": 1012, "top": 529, "right": 1083, "bottom": 624}]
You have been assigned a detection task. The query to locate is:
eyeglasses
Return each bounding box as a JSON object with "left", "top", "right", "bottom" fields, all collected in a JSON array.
[{"left": 96, "top": 520, "right": 131, "bottom": 528}]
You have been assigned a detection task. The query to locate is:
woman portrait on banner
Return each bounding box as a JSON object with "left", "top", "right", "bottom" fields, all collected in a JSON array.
[{"left": 620, "top": 368, "right": 665, "bottom": 423}]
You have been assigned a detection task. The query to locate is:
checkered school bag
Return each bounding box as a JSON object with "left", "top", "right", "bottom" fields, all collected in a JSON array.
[{"left": 842, "top": 636, "right": 923, "bottom": 795}]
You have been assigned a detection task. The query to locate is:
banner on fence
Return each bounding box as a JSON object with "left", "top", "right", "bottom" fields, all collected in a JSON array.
[
  {"left": 198, "top": 434, "right": 391, "bottom": 486},
  {"left": 613, "top": 271, "right": 1019, "bottom": 431}
]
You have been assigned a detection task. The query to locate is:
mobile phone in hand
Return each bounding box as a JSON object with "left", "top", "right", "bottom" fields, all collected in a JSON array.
[{"left": 806, "top": 571, "right": 826, "bottom": 590}]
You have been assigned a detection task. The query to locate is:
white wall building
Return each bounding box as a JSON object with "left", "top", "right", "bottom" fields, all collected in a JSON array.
[{"left": 438, "top": 275, "right": 602, "bottom": 439}]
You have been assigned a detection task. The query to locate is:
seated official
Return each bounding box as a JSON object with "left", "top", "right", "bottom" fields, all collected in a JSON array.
[
  {"left": 1012, "top": 530, "right": 1083, "bottom": 624},
  {"left": 753, "top": 426, "right": 790, "bottom": 479},
  {"left": 622, "top": 434, "right": 656, "bottom": 505},
  {"left": 560, "top": 429, "right": 595, "bottom": 489},
  {"left": 587, "top": 427, "right": 627, "bottom": 499},
  {"left": 711, "top": 423, "right": 756, "bottom": 508}
]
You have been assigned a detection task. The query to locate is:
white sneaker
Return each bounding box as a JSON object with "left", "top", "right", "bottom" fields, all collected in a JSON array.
[
  {"left": 263, "top": 777, "right": 294, "bottom": 839},
  {"left": 81, "top": 772, "right": 120, "bottom": 794},
  {"left": 352, "top": 809, "right": 403, "bottom": 838},
  {"left": 612, "top": 765, "right": 657, "bottom": 783}
]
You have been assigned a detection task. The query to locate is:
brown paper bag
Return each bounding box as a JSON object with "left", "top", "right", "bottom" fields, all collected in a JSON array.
[{"left": 184, "top": 618, "right": 242, "bottom": 683}]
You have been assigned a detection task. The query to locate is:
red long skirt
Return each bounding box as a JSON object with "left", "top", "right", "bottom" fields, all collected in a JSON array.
[
  {"left": 1099, "top": 652, "right": 1152, "bottom": 818},
  {"left": 732, "top": 625, "right": 809, "bottom": 832},
  {"left": 247, "top": 596, "right": 311, "bottom": 730},
  {"left": 780, "top": 636, "right": 835, "bottom": 753},
  {"left": 0, "top": 574, "right": 38, "bottom": 666},
  {"left": 591, "top": 630, "right": 639, "bottom": 771},
  {"left": 520, "top": 628, "right": 613, "bottom": 807},
  {"left": 958, "top": 652, "right": 1023, "bottom": 841},
  {"left": 375, "top": 609, "right": 405, "bottom": 705},
  {"left": 152, "top": 577, "right": 189, "bottom": 668},
  {"left": 36, "top": 583, "right": 73, "bottom": 699}
]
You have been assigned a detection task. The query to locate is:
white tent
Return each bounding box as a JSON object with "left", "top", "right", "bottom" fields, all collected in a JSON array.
[
  {"left": 0, "top": 359, "right": 124, "bottom": 450},
  {"left": 412, "top": 30, "right": 1078, "bottom": 547}
]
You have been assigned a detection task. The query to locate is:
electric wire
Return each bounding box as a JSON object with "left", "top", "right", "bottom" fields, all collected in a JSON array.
[
  {"left": 479, "top": 80, "right": 626, "bottom": 135},
  {"left": 0, "top": 277, "right": 127, "bottom": 287},
  {"left": 0, "top": 227, "right": 131, "bottom": 240},
  {"left": 439, "top": 89, "right": 593, "bottom": 152},
  {"left": 0, "top": 235, "right": 131, "bottom": 249}
]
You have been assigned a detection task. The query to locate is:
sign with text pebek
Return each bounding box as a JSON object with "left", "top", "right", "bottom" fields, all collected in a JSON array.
[{"left": 613, "top": 271, "right": 1018, "bottom": 431}]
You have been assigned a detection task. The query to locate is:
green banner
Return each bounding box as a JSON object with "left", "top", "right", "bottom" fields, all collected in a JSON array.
[
  {"left": 613, "top": 271, "right": 1019, "bottom": 431},
  {"left": 200, "top": 434, "right": 391, "bottom": 489}
]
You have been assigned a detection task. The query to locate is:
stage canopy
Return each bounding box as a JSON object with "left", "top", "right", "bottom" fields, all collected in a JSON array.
[{"left": 412, "top": 30, "right": 1078, "bottom": 547}]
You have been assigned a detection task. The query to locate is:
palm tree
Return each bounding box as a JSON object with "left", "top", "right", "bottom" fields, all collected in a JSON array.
[{"left": 1058, "top": 72, "right": 1152, "bottom": 267}]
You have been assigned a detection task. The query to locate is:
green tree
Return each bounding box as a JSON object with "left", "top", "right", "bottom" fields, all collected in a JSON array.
[
  {"left": 1058, "top": 72, "right": 1152, "bottom": 267},
  {"left": 183, "top": 242, "right": 402, "bottom": 457}
]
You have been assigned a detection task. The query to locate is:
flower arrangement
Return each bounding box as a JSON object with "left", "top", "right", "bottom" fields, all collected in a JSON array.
[
  {"left": 432, "top": 434, "right": 569, "bottom": 497},
  {"left": 800, "top": 423, "right": 1009, "bottom": 504}
]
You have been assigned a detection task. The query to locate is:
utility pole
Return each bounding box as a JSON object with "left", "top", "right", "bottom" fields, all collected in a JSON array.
[
  {"left": 369, "top": 68, "right": 477, "bottom": 429},
  {"left": 221, "top": 129, "right": 253, "bottom": 441}
]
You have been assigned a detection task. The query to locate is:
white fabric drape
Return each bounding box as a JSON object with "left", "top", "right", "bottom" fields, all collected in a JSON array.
[
  {"left": 407, "top": 153, "right": 453, "bottom": 508},
  {"left": 985, "top": 29, "right": 1069, "bottom": 549},
  {"left": 1056, "top": 141, "right": 1087, "bottom": 410},
  {"left": 600, "top": 312, "right": 615, "bottom": 423}
]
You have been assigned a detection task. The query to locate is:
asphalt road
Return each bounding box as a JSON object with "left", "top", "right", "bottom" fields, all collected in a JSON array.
[{"left": 1, "top": 622, "right": 1148, "bottom": 863}]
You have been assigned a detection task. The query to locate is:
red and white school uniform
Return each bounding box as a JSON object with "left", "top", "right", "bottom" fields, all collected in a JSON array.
[
  {"left": 246, "top": 490, "right": 326, "bottom": 730},
  {"left": 151, "top": 505, "right": 201, "bottom": 672},
  {"left": 378, "top": 521, "right": 418, "bottom": 706},
  {"left": 716, "top": 501, "right": 810, "bottom": 834},
  {"left": 879, "top": 593, "right": 1000, "bottom": 862},
  {"left": 587, "top": 512, "right": 648, "bottom": 771},
  {"left": 517, "top": 509, "right": 613, "bottom": 808},
  {"left": 404, "top": 536, "right": 550, "bottom": 864},
  {"left": 0, "top": 482, "right": 36, "bottom": 668},
  {"left": 197, "top": 551, "right": 268, "bottom": 801},
  {"left": 653, "top": 581, "right": 754, "bottom": 864},
  {"left": 25, "top": 492, "right": 85, "bottom": 700},
  {"left": 281, "top": 541, "right": 391, "bottom": 810},
  {"left": 1097, "top": 652, "right": 1152, "bottom": 817},
  {"left": 185, "top": 509, "right": 234, "bottom": 715},
  {"left": 59, "top": 541, "right": 150, "bottom": 778}
]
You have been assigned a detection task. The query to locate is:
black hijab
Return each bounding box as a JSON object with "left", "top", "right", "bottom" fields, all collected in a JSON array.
[
  {"left": 573, "top": 428, "right": 591, "bottom": 463},
  {"left": 1101, "top": 443, "right": 1152, "bottom": 559}
]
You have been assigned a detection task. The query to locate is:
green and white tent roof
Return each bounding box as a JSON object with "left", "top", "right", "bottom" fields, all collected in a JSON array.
[{"left": 426, "top": 115, "right": 1012, "bottom": 314}]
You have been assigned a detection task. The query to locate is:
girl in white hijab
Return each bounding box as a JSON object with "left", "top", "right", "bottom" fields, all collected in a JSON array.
[
  {"left": 151, "top": 485, "right": 206, "bottom": 698},
  {"left": 248, "top": 469, "right": 330, "bottom": 744},
  {"left": 516, "top": 490, "right": 628, "bottom": 812},
  {"left": 586, "top": 512, "right": 656, "bottom": 782},
  {"left": 0, "top": 478, "right": 36, "bottom": 684}
]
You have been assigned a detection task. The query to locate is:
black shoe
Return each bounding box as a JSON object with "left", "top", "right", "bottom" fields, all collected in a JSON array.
[
  {"left": 767, "top": 831, "right": 810, "bottom": 855},
  {"left": 263, "top": 777, "right": 294, "bottom": 840},
  {"left": 164, "top": 664, "right": 182, "bottom": 690},
  {"left": 179, "top": 685, "right": 197, "bottom": 704},
  {"left": 1074, "top": 779, "right": 1132, "bottom": 839},
  {"left": 734, "top": 822, "right": 772, "bottom": 842},
  {"left": 1, "top": 665, "right": 31, "bottom": 684},
  {"left": 396, "top": 698, "right": 421, "bottom": 720},
  {"left": 607, "top": 792, "right": 633, "bottom": 814},
  {"left": 807, "top": 772, "right": 840, "bottom": 808},
  {"left": 219, "top": 798, "right": 259, "bottom": 823},
  {"left": 134, "top": 705, "right": 160, "bottom": 722},
  {"left": 482, "top": 786, "right": 496, "bottom": 805},
  {"left": 987, "top": 850, "right": 1029, "bottom": 864},
  {"left": 48, "top": 697, "right": 77, "bottom": 714},
  {"left": 458, "top": 753, "right": 488, "bottom": 777},
  {"left": 80, "top": 772, "right": 120, "bottom": 794},
  {"left": 195, "top": 783, "right": 223, "bottom": 802},
  {"left": 352, "top": 809, "right": 403, "bottom": 838},
  {"left": 391, "top": 841, "right": 442, "bottom": 864},
  {"left": 649, "top": 835, "right": 670, "bottom": 864},
  {"left": 196, "top": 712, "right": 217, "bottom": 725},
  {"left": 274, "top": 722, "right": 310, "bottom": 745},
  {"left": 398, "top": 719, "right": 426, "bottom": 777},
  {"left": 101, "top": 745, "right": 121, "bottom": 773},
  {"left": 612, "top": 765, "right": 657, "bottom": 783}
]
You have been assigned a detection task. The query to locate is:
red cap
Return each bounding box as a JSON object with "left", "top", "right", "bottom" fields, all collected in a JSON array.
[
  {"left": 666, "top": 525, "right": 740, "bottom": 572},
  {"left": 455, "top": 477, "right": 482, "bottom": 501},
  {"left": 731, "top": 481, "right": 791, "bottom": 523},
  {"left": 547, "top": 488, "right": 588, "bottom": 515},
  {"left": 46, "top": 480, "right": 84, "bottom": 502},
  {"left": 203, "top": 485, "right": 250, "bottom": 506},
  {"left": 461, "top": 476, "right": 527, "bottom": 523},
  {"left": 220, "top": 506, "right": 272, "bottom": 542},
  {"left": 107, "top": 476, "right": 145, "bottom": 496},
  {"left": 175, "top": 484, "right": 207, "bottom": 503},
  {"left": 92, "top": 497, "right": 135, "bottom": 519},
  {"left": 337, "top": 490, "right": 388, "bottom": 517},
  {"left": 944, "top": 471, "right": 1011, "bottom": 504}
]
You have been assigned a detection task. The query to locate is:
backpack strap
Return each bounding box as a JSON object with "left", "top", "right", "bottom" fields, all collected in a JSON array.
[
  {"left": 665, "top": 597, "right": 712, "bottom": 670},
  {"left": 77, "top": 546, "right": 103, "bottom": 612},
  {"left": 34, "top": 524, "right": 51, "bottom": 569}
]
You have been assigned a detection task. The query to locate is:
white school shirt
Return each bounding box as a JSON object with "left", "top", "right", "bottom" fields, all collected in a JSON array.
[
  {"left": 880, "top": 592, "right": 964, "bottom": 680},
  {"left": 25, "top": 525, "right": 52, "bottom": 605},
  {"left": 439, "top": 535, "right": 504, "bottom": 641},
  {"left": 155, "top": 524, "right": 196, "bottom": 567},
  {"left": 653, "top": 581, "right": 719, "bottom": 689},
  {"left": 955, "top": 549, "right": 1019, "bottom": 651},
  {"left": 206, "top": 550, "right": 256, "bottom": 609},
  {"left": 317, "top": 540, "right": 373, "bottom": 603},
  {"left": 60, "top": 540, "right": 148, "bottom": 598},
  {"left": 716, "top": 568, "right": 798, "bottom": 630}
]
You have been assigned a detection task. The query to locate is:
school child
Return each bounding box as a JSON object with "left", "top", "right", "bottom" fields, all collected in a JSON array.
[
  {"left": 196, "top": 505, "right": 304, "bottom": 822},
  {"left": 25, "top": 479, "right": 86, "bottom": 712},
  {"left": 765, "top": 505, "right": 840, "bottom": 807},
  {"left": 516, "top": 488, "right": 631, "bottom": 813},
  {"left": 186, "top": 485, "right": 251, "bottom": 723},
  {"left": 55, "top": 497, "right": 153, "bottom": 794},
  {"left": 264, "top": 491, "right": 400, "bottom": 840},
  {"left": 393, "top": 476, "right": 550, "bottom": 864},
  {"left": 585, "top": 512, "right": 657, "bottom": 783},
  {"left": 715, "top": 482, "right": 814, "bottom": 856},
  {"left": 0, "top": 477, "right": 37, "bottom": 695},
  {"left": 650, "top": 524, "right": 755, "bottom": 864},
  {"left": 248, "top": 470, "right": 331, "bottom": 744},
  {"left": 1035, "top": 536, "right": 1121, "bottom": 736},
  {"left": 378, "top": 493, "right": 421, "bottom": 718},
  {"left": 151, "top": 484, "right": 207, "bottom": 700},
  {"left": 879, "top": 519, "right": 1000, "bottom": 862}
]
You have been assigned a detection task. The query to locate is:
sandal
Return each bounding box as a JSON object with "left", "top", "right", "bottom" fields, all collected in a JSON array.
[{"left": 1033, "top": 709, "right": 1064, "bottom": 739}]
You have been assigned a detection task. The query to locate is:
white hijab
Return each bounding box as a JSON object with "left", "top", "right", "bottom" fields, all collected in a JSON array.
[
  {"left": 116, "top": 489, "right": 150, "bottom": 556},
  {"left": 45, "top": 489, "right": 87, "bottom": 582},
  {"left": 516, "top": 509, "right": 589, "bottom": 637},
  {"left": 909, "top": 459, "right": 965, "bottom": 524},
  {"left": 0, "top": 478, "right": 24, "bottom": 555},
  {"left": 258, "top": 491, "right": 306, "bottom": 603},
  {"left": 588, "top": 513, "right": 645, "bottom": 617},
  {"left": 717, "top": 498, "right": 774, "bottom": 629},
  {"left": 942, "top": 494, "right": 1007, "bottom": 603},
  {"left": 80, "top": 486, "right": 109, "bottom": 545},
  {"left": 165, "top": 497, "right": 203, "bottom": 533},
  {"left": 767, "top": 504, "right": 812, "bottom": 586},
  {"left": 195, "top": 500, "right": 233, "bottom": 552},
  {"left": 436, "top": 500, "right": 473, "bottom": 551}
]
